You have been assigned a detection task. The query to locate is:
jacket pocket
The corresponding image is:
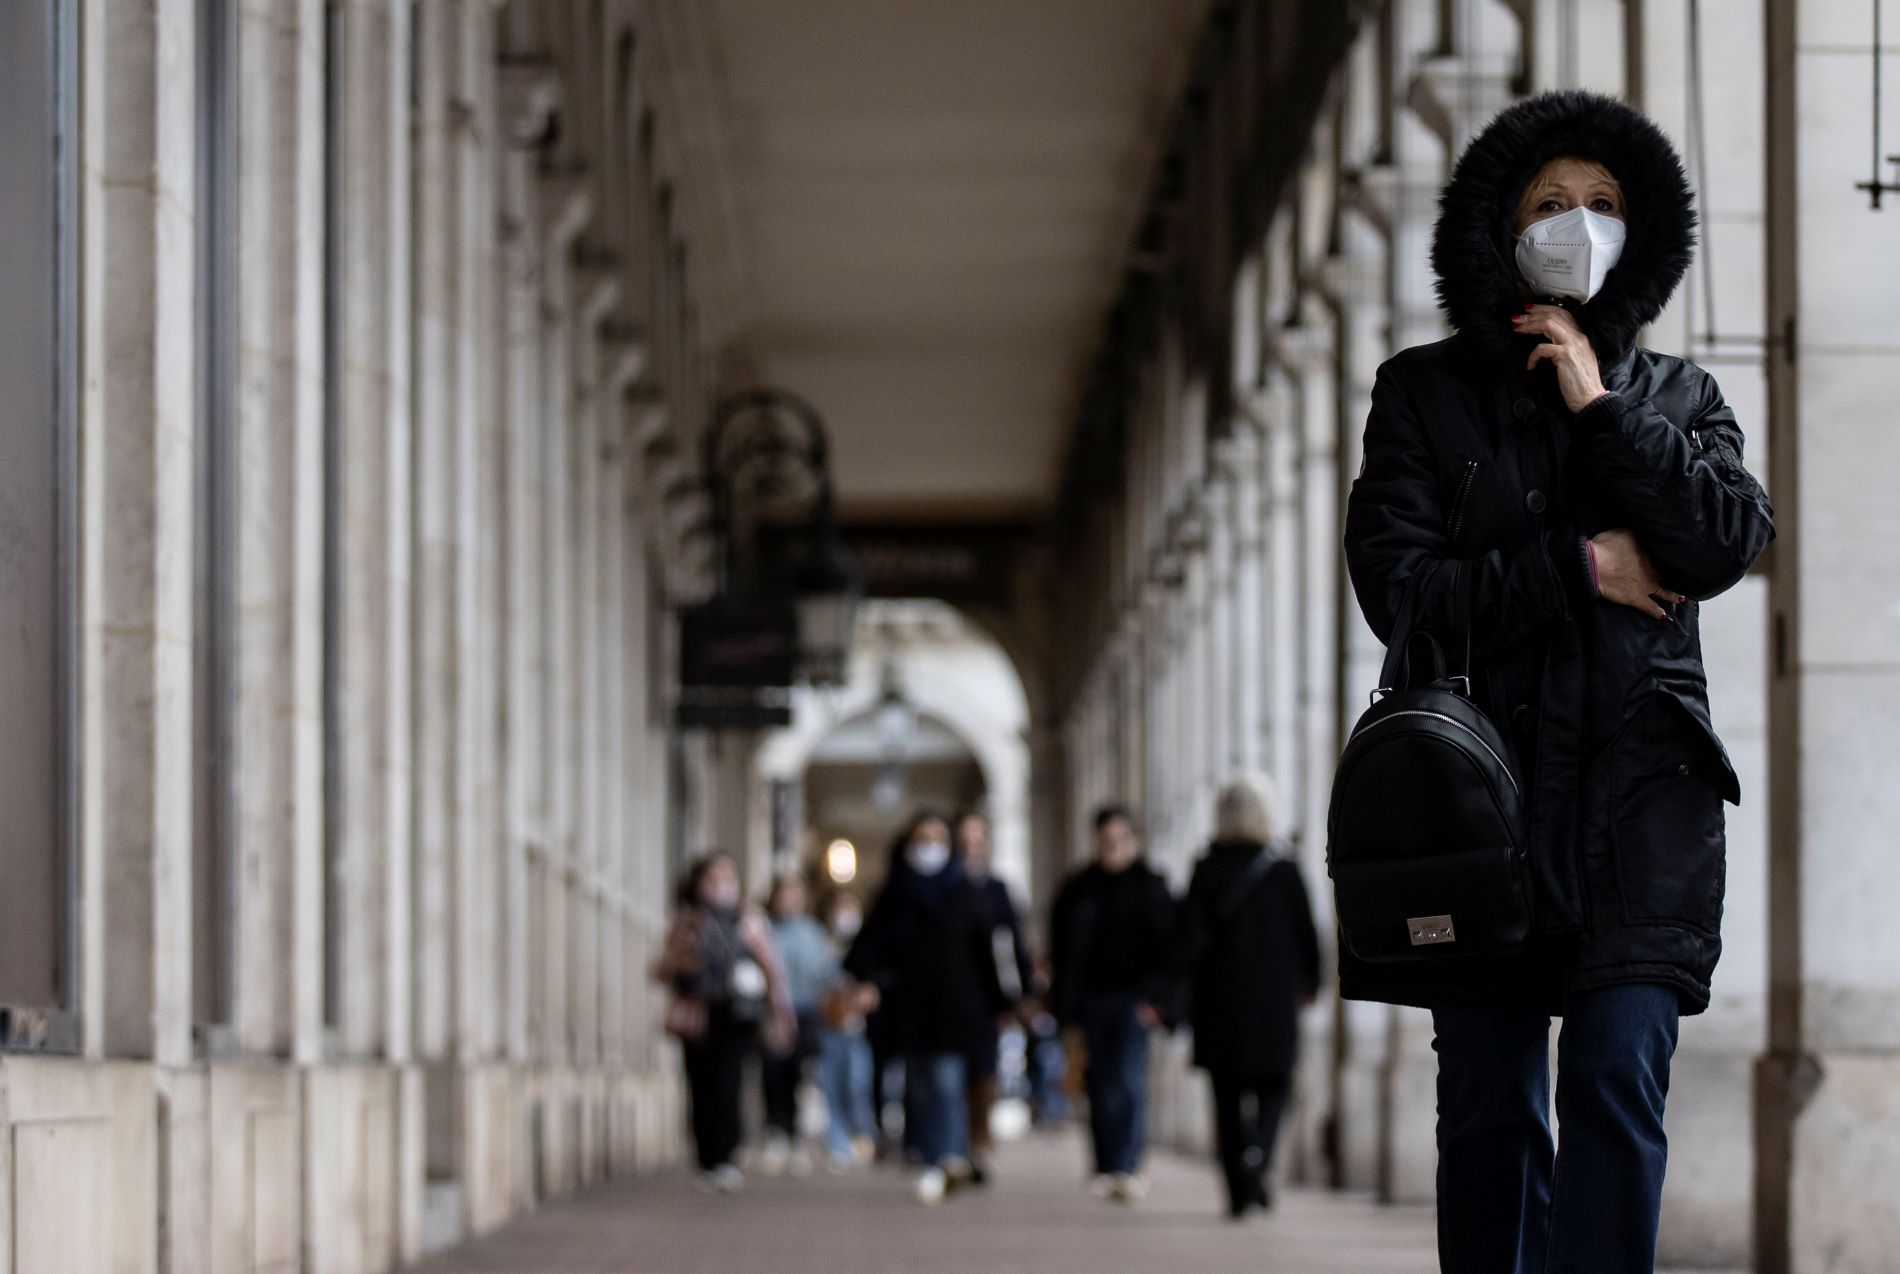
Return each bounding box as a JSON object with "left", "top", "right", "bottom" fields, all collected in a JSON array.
[{"left": 1608, "top": 686, "right": 1736, "bottom": 938}]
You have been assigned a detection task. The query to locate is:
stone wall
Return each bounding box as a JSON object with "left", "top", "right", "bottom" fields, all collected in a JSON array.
[{"left": 1, "top": 3, "right": 731, "bottom": 1271}]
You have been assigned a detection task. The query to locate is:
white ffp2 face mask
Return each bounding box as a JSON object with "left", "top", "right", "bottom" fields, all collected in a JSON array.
[
  {"left": 907, "top": 839, "right": 951, "bottom": 877},
  {"left": 1515, "top": 205, "right": 1626, "bottom": 303}
]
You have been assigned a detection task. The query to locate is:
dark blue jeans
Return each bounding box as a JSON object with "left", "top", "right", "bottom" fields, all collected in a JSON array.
[
  {"left": 1433, "top": 983, "right": 1680, "bottom": 1274},
  {"left": 1080, "top": 994, "right": 1152, "bottom": 1175},
  {"left": 904, "top": 1051, "right": 968, "bottom": 1169}
]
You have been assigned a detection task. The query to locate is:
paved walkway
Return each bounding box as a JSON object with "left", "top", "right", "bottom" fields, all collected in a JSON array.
[{"left": 408, "top": 1132, "right": 1440, "bottom": 1274}]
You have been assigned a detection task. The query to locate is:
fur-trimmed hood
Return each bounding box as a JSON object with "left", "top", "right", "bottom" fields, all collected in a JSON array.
[{"left": 1431, "top": 91, "right": 1697, "bottom": 367}]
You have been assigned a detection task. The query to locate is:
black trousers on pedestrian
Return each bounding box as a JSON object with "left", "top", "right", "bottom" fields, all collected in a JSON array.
[
  {"left": 762, "top": 1010, "right": 820, "bottom": 1137},
  {"left": 683, "top": 1020, "right": 752, "bottom": 1171},
  {"left": 1208, "top": 1070, "right": 1290, "bottom": 1212}
]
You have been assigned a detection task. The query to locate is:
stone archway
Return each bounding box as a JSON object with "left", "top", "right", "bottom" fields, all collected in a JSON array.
[{"left": 755, "top": 602, "right": 1033, "bottom": 902}]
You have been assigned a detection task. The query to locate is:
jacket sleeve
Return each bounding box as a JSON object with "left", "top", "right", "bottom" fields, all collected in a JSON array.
[
  {"left": 1002, "top": 888, "right": 1035, "bottom": 1008},
  {"left": 1346, "top": 362, "right": 1593, "bottom": 657},
  {"left": 842, "top": 899, "right": 892, "bottom": 990},
  {"left": 1141, "top": 875, "right": 1179, "bottom": 1010},
  {"left": 1573, "top": 374, "right": 1775, "bottom": 600},
  {"left": 1046, "top": 878, "right": 1075, "bottom": 1024},
  {"left": 1284, "top": 865, "right": 1322, "bottom": 1001},
  {"left": 1167, "top": 861, "right": 1213, "bottom": 1022}
]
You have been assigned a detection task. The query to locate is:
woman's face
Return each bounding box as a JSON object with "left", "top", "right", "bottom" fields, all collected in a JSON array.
[
  {"left": 698, "top": 857, "right": 740, "bottom": 909},
  {"left": 772, "top": 878, "right": 806, "bottom": 918},
  {"left": 910, "top": 818, "right": 951, "bottom": 851},
  {"left": 1513, "top": 156, "right": 1625, "bottom": 234}
]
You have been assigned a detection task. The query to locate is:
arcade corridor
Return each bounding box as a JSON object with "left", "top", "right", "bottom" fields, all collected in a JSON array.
[{"left": 0, "top": 1, "right": 1894, "bottom": 1272}]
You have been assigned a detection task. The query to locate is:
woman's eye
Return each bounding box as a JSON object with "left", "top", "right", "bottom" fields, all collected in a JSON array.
[
  {"left": 1539, "top": 199, "right": 1564, "bottom": 212},
  {"left": 1591, "top": 198, "right": 1617, "bottom": 212}
]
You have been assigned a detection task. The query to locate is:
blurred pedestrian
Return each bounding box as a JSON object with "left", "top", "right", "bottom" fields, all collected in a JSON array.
[
  {"left": 816, "top": 892, "right": 879, "bottom": 1172},
  {"left": 1175, "top": 776, "right": 1320, "bottom": 1219},
  {"left": 845, "top": 811, "right": 1004, "bottom": 1205},
  {"left": 1048, "top": 805, "right": 1174, "bottom": 1202},
  {"left": 954, "top": 809, "right": 1034, "bottom": 1184},
  {"left": 758, "top": 873, "right": 832, "bottom": 1176},
  {"left": 651, "top": 851, "right": 794, "bottom": 1192}
]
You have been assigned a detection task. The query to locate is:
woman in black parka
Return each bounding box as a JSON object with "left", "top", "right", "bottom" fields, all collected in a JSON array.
[
  {"left": 844, "top": 811, "right": 1004, "bottom": 1204},
  {"left": 1343, "top": 92, "right": 1773, "bottom": 1274}
]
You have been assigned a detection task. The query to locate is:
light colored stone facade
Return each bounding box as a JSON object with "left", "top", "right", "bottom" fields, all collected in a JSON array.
[{"left": 4, "top": 3, "right": 729, "bottom": 1271}]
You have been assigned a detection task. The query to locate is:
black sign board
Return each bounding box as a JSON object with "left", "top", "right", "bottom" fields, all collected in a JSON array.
[
  {"left": 679, "top": 601, "right": 796, "bottom": 690},
  {"left": 841, "top": 524, "right": 1030, "bottom": 606},
  {"left": 676, "top": 694, "right": 794, "bottom": 731}
]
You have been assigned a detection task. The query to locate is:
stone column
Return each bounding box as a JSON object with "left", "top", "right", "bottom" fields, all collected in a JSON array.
[
  {"left": 411, "top": 0, "right": 463, "bottom": 1064},
  {"left": 224, "top": 0, "right": 327, "bottom": 1061},
  {"left": 332, "top": 0, "right": 415, "bottom": 1065},
  {"left": 1754, "top": 2, "right": 1900, "bottom": 1268},
  {"left": 495, "top": 55, "right": 556, "bottom": 1069},
  {"left": 1219, "top": 424, "right": 1267, "bottom": 779},
  {"left": 78, "top": 0, "right": 198, "bottom": 1067},
  {"left": 450, "top": 0, "right": 503, "bottom": 1066},
  {"left": 538, "top": 173, "right": 591, "bottom": 1066}
]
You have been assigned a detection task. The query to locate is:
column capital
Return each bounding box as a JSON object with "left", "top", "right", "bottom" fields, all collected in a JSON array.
[
  {"left": 601, "top": 321, "right": 650, "bottom": 394},
  {"left": 498, "top": 59, "right": 562, "bottom": 149},
  {"left": 539, "top": 166, "right": 594, "bottom": 253},
  {"left": 1405, "top": 55, "right": 1516, "bottom": 152},
  {"left": 1264, "top": 323, "right": 1334, "bottom": 378}
]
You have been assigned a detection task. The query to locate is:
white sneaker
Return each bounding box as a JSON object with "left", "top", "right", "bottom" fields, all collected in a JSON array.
[
  {"left": 1088, "top": 1172, "right": 1116, "bottom": 1198},
  {"left": 756, "top": 1135, "right": 789, "bottom": 1177},
  {"left": 710, "top": 1163, "right": 746, "bottom": 1193},
  {"left": 915, "top": 1167, "right": 948, "bottom": 1205},
  {"left": 1110, "top": 1172, "right": 1147, "bottom": 1202}
]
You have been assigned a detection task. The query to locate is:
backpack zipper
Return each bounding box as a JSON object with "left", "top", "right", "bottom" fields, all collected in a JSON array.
[
  {"left": 1348, "top": 708, "right": 1521, "bottom": 796},
  {"left": 1447, "top": 460, "right": 1480, "bottom": 543}
]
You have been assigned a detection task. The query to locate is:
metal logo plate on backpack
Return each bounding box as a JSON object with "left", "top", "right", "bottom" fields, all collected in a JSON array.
[{"left": 1408, "top": 915, "right": 1456, "bottom": 946}]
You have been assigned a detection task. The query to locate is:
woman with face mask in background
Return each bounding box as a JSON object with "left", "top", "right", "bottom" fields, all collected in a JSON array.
[
  {"left": 843, "top": 811, "right": 1005, "bottom": 1205},
  {"left": 815, "top": 891, "right": 879, "bottom": 1173},
  {"left": 1343, "top": 92, "right": 1773, "bottom": 1273},
  {"left": 651, "top": 851, "right": 794, "bottom": 1192}
]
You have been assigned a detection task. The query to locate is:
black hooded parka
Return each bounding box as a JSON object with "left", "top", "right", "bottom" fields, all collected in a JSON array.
[
  {"left": 844, "top": 840, "right": 1006, "bottom": 1057},
  {"left": 1340, "top": 92, "right": 1775, "bottom": 1015}
]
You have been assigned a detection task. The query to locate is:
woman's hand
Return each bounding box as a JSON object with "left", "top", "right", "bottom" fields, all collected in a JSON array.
[
  {"left": 1592, "top": 528, "right": 1686, "bottom": 619},
  {"left": 1514, "top": 304, "right": 1612, "bottom": 414}
]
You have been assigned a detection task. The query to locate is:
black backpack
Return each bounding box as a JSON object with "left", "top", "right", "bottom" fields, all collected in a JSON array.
[{"left": 1326, "top": 565, "right": 1531, "bottom": 963}]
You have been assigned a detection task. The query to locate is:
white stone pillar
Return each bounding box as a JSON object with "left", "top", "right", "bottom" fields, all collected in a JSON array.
[
  {"left": 495, "top": 60, "right": 553, "bottom": 1069},
  {"left": 450, "top": 0, "right": 503, "bottom": 1067},
  {"left": 411, "top": 0, "right": 462, "bottom": 1064},
  {"left": 1755, "top": 2, "right": 1900, "bottom": 1269},
  {"left": 223, "top": 0, "right": 326, "bottom": 1061},
  {"left": 1220, "top": 424, "right": 1267, "bottom": 780},
  {"left": 78, "top": 0, "right": 198, "bottom": 1067},
  {"left": 538, "top": 173, "right": 591, "bottom": 1066},
  {"left": 332, "top": 0, "right": 414, "bottom": 1065}
]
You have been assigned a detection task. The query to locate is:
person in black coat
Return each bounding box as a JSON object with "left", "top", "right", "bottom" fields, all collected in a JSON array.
[
  {"left": 1176, "top": 776, "right": 1319, "bottom": 1219},
  {"left": 844, "top": 810, "right": 1003, "bottom": 1204},
  {"left": 1343, "top": 92, "right": 1774, "bottom": 1273},
  {"left": 1047, "top": 805, "right": 1174, "bottom": 1201},
  {"left": 953, "top": 810, "right": 1033, "bottom": 1183}
]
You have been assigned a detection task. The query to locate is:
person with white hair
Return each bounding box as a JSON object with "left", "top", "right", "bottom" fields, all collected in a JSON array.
[{"left": 1173, "top": 774, "right": 1321, "bottom": 1219}]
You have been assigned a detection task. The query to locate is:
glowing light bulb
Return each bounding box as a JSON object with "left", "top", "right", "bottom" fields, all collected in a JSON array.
[{"left": 825, "top": 839, "right": 858, "bottom": 884}]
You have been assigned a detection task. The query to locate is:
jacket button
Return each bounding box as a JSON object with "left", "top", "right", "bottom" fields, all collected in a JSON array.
[
  {"left": 1678, "top": 762, "right": 1693, "bottom": 776},
  {"left": 1513, "top": 397, "right": 1537, "bottom": 421},
  {"left": 1525, "top": 489, "right": 1547, "bottom": 514}
]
